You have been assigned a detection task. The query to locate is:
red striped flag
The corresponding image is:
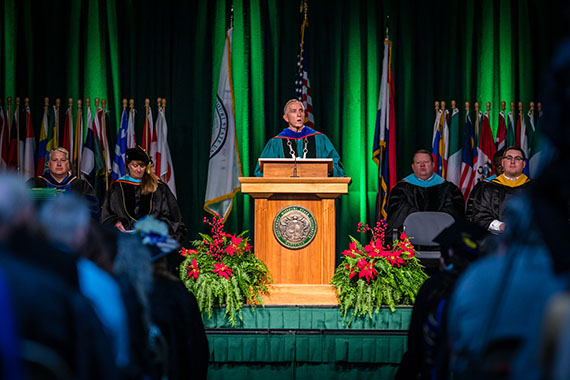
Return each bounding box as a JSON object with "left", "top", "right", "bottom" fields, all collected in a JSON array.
[
  {"left": 294, "top": 15, "right": 314, "bottom": 129},
  {"left": 474, "top": 111, "right": 496, "bottom": 182},
  {"left": 22, "top": 105, "right": 36, "bottom": 179}
]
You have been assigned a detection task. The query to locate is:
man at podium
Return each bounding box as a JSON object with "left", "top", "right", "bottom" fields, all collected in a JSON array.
[{"left": 254, "top": 99, "right": 345, "bottom": 177}]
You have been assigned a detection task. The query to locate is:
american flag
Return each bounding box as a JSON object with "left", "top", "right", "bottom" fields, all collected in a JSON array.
[
  {"left": 294, "top": 17, "right": 314, "bottom": 129},
  {"left": 459, "top": 113, "right": 478, "bottom": 200}
]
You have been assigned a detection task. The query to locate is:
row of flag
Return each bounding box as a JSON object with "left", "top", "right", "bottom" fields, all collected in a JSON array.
[
  {"left": 431, "top": 100, "right": 543, "bottom": 200},
  {"left": 0, "top": 97, "right": 176, "bottom": 197}
]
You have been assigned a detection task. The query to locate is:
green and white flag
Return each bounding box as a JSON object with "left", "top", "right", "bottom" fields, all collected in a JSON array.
[{"left": 204, "top": 28, "right": 242, "bottom": 221}]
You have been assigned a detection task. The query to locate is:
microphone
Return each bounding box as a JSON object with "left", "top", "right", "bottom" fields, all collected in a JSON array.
[{"left": 291, "top": 154, "right": 298, "bottom": 178}]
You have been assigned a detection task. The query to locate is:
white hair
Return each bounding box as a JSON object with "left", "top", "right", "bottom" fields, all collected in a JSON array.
[
  {"left": 0, "top": 174, "right": 33, "bottom": 227},
  {"left": 38, "top": 194, "right": 90, "bottom": 252}
]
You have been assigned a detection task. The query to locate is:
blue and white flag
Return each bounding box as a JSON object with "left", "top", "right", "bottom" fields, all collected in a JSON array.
[{"left": 111, "top": 106, "right": 129, "bottom": 180}]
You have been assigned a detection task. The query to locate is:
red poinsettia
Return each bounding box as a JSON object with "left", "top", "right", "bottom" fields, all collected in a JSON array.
[
  {"left": 213, "top": 262, "right": 234, "bottom": 279},
  {"left": 342, "top": 241, "right": 361, "bottom": 258},
  {"left": 357, "top": 259, "right": 377, "bottom": 283},
  {"left": 186, "top": 258, "right": 200, "bottom": 279},
  {"left": 340, "top": 219, "right": 419, "bottom": 282},
  {"left": 180, "top": 247, "right": 198, "bottom": 256},
  {"left": 364, "top": 239, "right": 392, "bottom": 258},
  {"left": 225, "top": 234, "right": 243, "bottom": 256}
]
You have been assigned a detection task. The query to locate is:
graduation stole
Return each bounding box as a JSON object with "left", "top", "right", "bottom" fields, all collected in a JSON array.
[{"left": 492, "top": 174, "right": 530, "bottom": 188}]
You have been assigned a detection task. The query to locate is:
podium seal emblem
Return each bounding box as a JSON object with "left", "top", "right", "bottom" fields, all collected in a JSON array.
[{"left": 273, "top": 205, "right": 317, "bottom": 249}]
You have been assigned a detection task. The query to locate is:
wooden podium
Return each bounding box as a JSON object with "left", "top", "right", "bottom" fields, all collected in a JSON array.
[{"left": 240, "top": 158, "right": 350, "bottom": 305}]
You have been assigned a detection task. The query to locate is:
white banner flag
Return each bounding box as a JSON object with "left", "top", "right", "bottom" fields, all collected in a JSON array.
[{"left": 204, "top": 28, "right": 242, "bottom": 220}]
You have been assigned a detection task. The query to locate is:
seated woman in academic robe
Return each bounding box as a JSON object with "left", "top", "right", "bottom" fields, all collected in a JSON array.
[
  {"left": 100, "top": 146, "right": 187, "bottom": 242},
  {"left": 27, "top": 147, "right": 99, "bottom": 217}
]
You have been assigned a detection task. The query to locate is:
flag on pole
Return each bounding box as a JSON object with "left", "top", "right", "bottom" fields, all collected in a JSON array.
[
  {"left": 36, "top": 101, "right": 50, "bottom": 175},
  {"left": 142, "top": 103, "right": 154, "bottom": 154},
  {"left": 516, "top": 106, "right": 529, "bottom": 176},
  {"left": 459, "top": 113, "right": 478, "bottom": 200},
  {"left": 474, "top": 110, "right": 497, "bottom": 182},
  {"left": 7, "top": 105, "right": 19, "bottom": 170},
  {"left": 46, "top": 105, "right": 58, "bottom": 153},
  {"left": 74, "top": 101, "right": 84, "bottom": 172},
  {"left": 431, "top": 108, "right": 449, "bottom": 178},
  {"left": 2, "top": 103, "right": 12, "bottom": 168},
  {"left": 372, "top": 36, "right": 397, "bottom": 220},
  {"left": 204, "top": 28, "right": 242, "bottom": 220},
  {"left": 442, "top": 108, "right": 450, "bottom": 177},
  {"left": 447, "top": 105, "right": 462, "bottom": 186},
  {"left": 18, "top": 105, "right": 26, "bottom": 173},
  {"left": 51, "top": 103, "right": 60, "bottom": 149},
  {"left": 80, "top": 106, "right": 97, "bottom": 186},
  {"left": 155, "top": 102, "right": 176, "bottom": 196},
  {"left": 127, "top": 103, "right": 136, "bottom": 149},
  {"left": 0, "top": 106, "right": 6, "bottom": 169},
  {"left": 22, "top": 105, "right": 36, "bottom": 179},
  {"left": 148, "top": 107, "right": 158, "bottom": 167},
  {"left": 506, "top": 104, "right": 516, "bottom": 147},
  {"left": 294, "top": 14, "right": 314, "bottom": 129},
  {"left": 96, "top": 105, "right": 112, "bottom": 177},
  {"left": 529, "top": 103, "right": 544, "bottom": 178},
  {"left": 111, "top": 105, "right": 129, "bottom": 181},
  {"left": 431, "top": 109, "right": 443, "bottom": 173},
  {"left": 62, "top": 103, "right": 74, "bottom": 163},
  {"left": 496, "top": 108, "right": 507, "bottom": 151}
]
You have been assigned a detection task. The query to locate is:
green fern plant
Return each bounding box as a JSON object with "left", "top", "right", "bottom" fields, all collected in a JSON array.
[
  {"left": 330, "top": 221, "right": 428, "bottom": 325},
  {"left": 179, "top": 215, "right": 271, "bottom": 326}
]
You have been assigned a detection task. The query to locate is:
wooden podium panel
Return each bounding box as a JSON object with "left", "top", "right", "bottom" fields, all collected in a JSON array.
[
  {"left": 253, "top": 194, "right": 334, "bottom": 284},
  {"left": 259, "top": 158, "right": 333, "bottom": 177},
  {"left": 241, "top": 177, "right": 350, "bottom": 304}
]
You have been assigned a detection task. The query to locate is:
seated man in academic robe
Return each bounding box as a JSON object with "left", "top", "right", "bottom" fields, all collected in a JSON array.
[
  {"left": 254, "top": 99, "right": 344, "bottom": 177},
  {"left": 471, "top": 146, "right": 531, "bottom": 234},
  {"left": 27, "top": 147, "right": 99, "bottom": 217},
  {"left": 386, "top": 149, "right": 465, "bottom": 236}
]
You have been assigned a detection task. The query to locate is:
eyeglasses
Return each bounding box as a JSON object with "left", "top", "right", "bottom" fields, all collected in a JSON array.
[{"left": 503, "top": 155, "right": 524, "bottom": 162}]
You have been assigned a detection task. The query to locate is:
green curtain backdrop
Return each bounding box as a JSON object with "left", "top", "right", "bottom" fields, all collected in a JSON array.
[{"left": 1, "top": 0, "right": 564, "bottom": 259}]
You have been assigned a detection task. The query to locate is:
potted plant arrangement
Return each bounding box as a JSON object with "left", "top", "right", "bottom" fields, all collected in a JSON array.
[
  {"left": 330, "top": 220, "right": 428, "bottom": 324},
  {"left": 179, "top": 215, "right": 271, "bottom": 326}
]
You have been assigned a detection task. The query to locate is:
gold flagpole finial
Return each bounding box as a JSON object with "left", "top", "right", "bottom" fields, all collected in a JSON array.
[
  {"left": 300, "top": 0, "right": 308, "bottom": 19},
  {"left": 230, "top": 4, "right": 234, "bottom": 29},
  {"left": 385, "top": 16, "right": 390, "bottom": 39}
]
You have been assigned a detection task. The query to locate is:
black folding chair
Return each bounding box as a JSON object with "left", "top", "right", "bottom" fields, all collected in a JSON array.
[{"left": 402, "top": 211, "right": 455, "bottom": 269}]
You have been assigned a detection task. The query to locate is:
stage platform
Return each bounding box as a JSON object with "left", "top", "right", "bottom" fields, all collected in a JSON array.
[{"left": 204, "top": 305, "right": 412, "bottom": 379}]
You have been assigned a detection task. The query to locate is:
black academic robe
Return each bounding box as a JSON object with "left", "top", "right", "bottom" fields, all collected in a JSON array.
[
  {"left": 150, "top": 274, "right": 209, "bottom": 380},
  {"left": 101, "top": 180, "right": 187, "bottom": 242},
  {"left": 27, "top": 173, "right": 100, "bottom": 218},
  {"left": 386, "top": 181, "right": 465, "bottom": 235},
  {"left": 471, "top": 180, "right": 531, "bottom": 230}
]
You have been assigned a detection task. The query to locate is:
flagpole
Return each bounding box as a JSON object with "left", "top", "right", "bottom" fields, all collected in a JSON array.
[
  {"left": 6, "top": 98, "right": 12, "bottom": 143},
  {"left": 102, "top": 99, "right": 109, "bottom": 190},
  {"left": 68, "top": 98, "right": 73, "bottom": 166},
  {"left": 298, "top": 0, "right": 309, "bottom": 74},
  {"left": 15, "top": 97, "right": 20, "bottom": 172},
  {"left": 76, "top": 99, "right": 83, "bottom": 173},
  {"left": 144, "top": 98, "right": 150, "bottom": 152},
  {"left": 55, "top": 98, "right": 61, "bottom": 148}
]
